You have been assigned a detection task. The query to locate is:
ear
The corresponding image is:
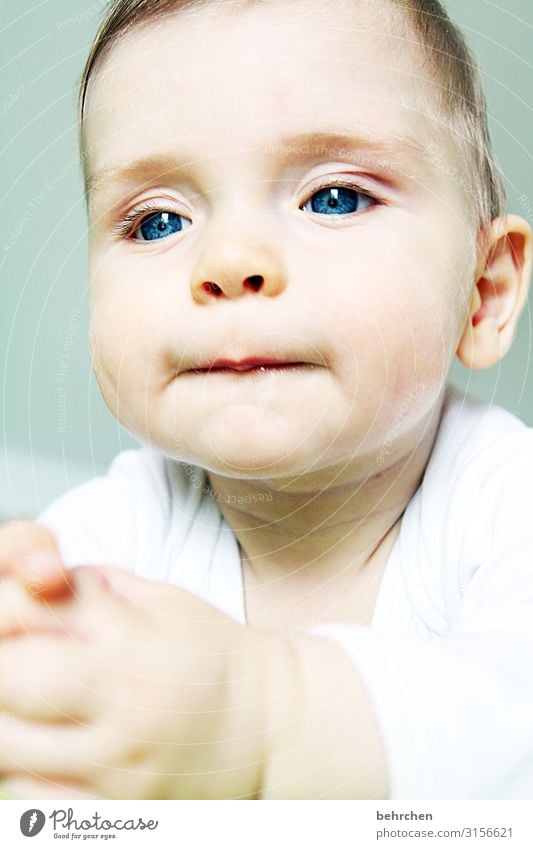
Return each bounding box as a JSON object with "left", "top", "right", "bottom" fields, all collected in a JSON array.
[{"left": 456, "top": 215, "right": 532, "bottom": 370}]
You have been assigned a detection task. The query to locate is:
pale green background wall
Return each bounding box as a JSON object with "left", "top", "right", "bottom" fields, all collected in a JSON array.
[{"left": 1, "top": 0, "right": 531, "bottom": 515}]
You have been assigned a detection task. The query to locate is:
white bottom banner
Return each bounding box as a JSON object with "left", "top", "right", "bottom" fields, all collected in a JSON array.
[{"left": 1, "top": 800, "right": 532, "bottom": 848}]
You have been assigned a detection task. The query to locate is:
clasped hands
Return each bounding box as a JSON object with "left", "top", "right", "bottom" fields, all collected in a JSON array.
[{"left": 0, "top": 522, "right": 283, "bottom": 800}]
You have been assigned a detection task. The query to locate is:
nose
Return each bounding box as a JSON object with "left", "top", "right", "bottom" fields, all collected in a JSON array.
[{"left": 190, "top": 227, "right": 287, "bottom": 303}]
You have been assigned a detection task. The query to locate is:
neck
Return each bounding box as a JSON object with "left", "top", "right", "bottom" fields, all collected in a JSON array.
[{"left": 206, "top": 400, "right": 443, "bottom": 599}]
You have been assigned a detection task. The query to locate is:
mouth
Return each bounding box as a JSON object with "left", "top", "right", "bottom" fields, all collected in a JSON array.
[{"left": 185, "top": 357, "right": 317, "bottom": 375}]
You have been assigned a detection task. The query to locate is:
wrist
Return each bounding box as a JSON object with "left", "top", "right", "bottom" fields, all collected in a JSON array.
[
  {"left": 216, "top": 625, "right": 296, "bottom": 799},
  {"left": 255, "top": 633, "right": 390, "bottom": 799}
]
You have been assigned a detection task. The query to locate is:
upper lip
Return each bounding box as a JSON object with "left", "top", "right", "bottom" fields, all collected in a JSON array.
[{"left": 189, "top": 356, "right": 310, "bottom": 372}]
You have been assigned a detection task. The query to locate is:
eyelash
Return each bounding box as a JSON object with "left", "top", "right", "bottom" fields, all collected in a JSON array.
[
  {"left": 111, "top": 178, "right": 383, "bottom": 240},
  {"left": 111, "top": 202, "right": 172, "bottom": 239},
  {"left": 301, "top": 178, "right": 382, "bottom": 215}
]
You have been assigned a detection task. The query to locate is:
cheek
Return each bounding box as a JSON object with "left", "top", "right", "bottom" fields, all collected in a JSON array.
[
  {"left": 322, "top": 225, "right": 468, "bottom": 396},
  {"left": 88, "top": 261, "right": 169, "bottom": 407}
]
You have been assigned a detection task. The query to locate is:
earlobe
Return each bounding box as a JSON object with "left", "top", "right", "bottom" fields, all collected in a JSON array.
[{"left": 456, "top": 215, "right": 532, "bottom": 370}]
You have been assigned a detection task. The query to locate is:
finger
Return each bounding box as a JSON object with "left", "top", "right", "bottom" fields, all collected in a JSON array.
[
  {"left": 0, "top": 568, "right": 120, "bottom": 643},
  {"left": 87, "top": 562, "right": 199, "bottom": 617},
  {"left": 72, "top": 564, "right": 169, "bottom": 623},
  {"left": 0, "top": 521, "right": 71, "bottom": 599},
  {"left": 85, "top": 563, "right": 234, "bottom": 633},
  {"left": 83, "top": 563, "right": 164, "bottom": 607},
  {"left": 72, "top": 563, "right": 192, "bottom": 620},
  {"left": 0, "top": 578, "right": 77, "bottom": 640},
  {"left": 0, "top": 571, "right": 145, "bottom": 723},
  {"left": 0, "top": 775, "right": 98, "bottom": 799},
  {"left": 0, "top": 711, "right": 144, "bottom": 799},
  {"left": 0, "top": 632, "right": 97, "bottom": 722},
  {"left": 0, "top": 712, "right": 100, "bottom": 781}
]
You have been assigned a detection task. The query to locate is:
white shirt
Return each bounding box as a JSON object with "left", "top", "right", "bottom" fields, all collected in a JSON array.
[{"left": 39, "top": 384, "right": 533, "bottom": 799}]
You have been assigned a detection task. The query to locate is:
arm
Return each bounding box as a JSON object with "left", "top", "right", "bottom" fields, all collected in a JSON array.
[
  {"left": 0, "top": 534, "right": 388, "bottom": 800},
  {"left": 256, "top": 633, "right": 388, "bottom": 799}
]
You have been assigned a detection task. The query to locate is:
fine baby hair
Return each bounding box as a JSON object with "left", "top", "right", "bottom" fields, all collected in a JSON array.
[
  {"left": 1, "top": 0, "right": 532, "bottom": 805},
  {"left": 78, "top": 0, "right": 506, "bottom": 228}
]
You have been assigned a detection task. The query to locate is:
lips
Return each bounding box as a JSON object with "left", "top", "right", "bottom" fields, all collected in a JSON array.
[
  {"left": 200, "top": 357, "right": 308, "bottom": 372},
  {"left": 180, "top": 352, "right": 323, "bottom": 375}
]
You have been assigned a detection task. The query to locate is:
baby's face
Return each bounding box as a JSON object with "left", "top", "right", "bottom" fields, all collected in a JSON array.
[{"left": 85, "top": 0, "right": 476, "bottom": 477}]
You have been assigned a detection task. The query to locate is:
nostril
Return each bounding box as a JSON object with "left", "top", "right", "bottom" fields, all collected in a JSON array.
[
  {"left": 245, "top": 275, "right": 264, "bottom": 290},
  {"left": 203, "top": 282, "right": 223, "bottom": 296}
]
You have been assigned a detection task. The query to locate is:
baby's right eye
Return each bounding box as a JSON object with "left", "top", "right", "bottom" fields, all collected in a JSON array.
[{"left": 133, "top": 210, "right": 192, "bottom": 242}]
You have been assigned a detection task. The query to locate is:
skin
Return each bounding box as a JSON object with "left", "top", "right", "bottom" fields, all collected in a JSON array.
[
  {"left": 83, "top": 0, "right": 530, "bottom": 628},
  {"left": 0, "top": 0, "right": 530, "bottom": 799},
  {"left": 0, "top": 526, "right": 387, "bottom": 799}
]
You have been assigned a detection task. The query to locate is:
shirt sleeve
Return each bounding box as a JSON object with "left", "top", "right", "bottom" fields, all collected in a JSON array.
[{"left": 309, "top": 428, "right": 533, "bottom": 799}]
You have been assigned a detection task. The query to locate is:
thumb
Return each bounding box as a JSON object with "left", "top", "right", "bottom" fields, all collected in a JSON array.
[
  {"left": 0, "top": 521, "right": 71, "bottom": 599},
  {"left": 98, "top": 564, "right": 169, "bottom": 609},
  {"left": 73, "top": 563, "right": 172, "bottom": 613}
]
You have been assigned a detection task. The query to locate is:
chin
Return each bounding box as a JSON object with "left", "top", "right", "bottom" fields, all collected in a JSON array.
[{"left": 188, "top": 422, "right": 317, "bottom": 479}]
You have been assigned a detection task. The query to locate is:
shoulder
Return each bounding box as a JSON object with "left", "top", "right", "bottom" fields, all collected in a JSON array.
[
  {"left": 38, "top": 448, "right": 201, "bottom": 570},
  {"left": 39, "top": 448, "right": 168, "bottom": 521},
  {"left": 400, "top": 386, "right": 532, "bottom": 630},
  {"left": 424, "top": 384, "right": 531, "bottom": 500}
]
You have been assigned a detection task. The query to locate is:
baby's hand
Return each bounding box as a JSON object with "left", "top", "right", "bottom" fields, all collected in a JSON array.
[
  {"left": 0, "top": 521, "right": 71, "bottom": 600},
  {"left": 0, "top": 564, "right": 264, "bottom": 800},
  {"left": 0, "top": 521, "right": 73, "bottom": 642}
]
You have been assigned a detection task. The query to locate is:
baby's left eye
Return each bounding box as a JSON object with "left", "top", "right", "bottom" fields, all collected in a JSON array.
[
  {"left": 301, "top": 185, "right": 375, "bottom": 216},
  {"left": 133, "top": 211, "right": 192, "bottom": 241}
]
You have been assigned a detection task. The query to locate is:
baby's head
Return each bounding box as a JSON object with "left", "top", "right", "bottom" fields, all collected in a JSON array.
[{"left": 80, "top": 0, "right": 531, "bottom": 480}]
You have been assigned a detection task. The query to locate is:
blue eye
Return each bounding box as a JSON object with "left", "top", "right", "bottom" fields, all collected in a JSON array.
[
  {"left": 302, "top": 185, "right": 374, "bottom": 216},
  {"left": 134, "top": 211, "right": 191, "bottom": 241}
]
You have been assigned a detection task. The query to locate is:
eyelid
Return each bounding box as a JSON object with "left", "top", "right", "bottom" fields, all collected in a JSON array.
[
  {"left": 110, "top": 174, "right": 387, "bottom": 240},
  {"left": 111, "top": 199, "right": 192, "bottom": 240},
  {"left": 299, "top": 174, "right": 385, "bottom": 208}
]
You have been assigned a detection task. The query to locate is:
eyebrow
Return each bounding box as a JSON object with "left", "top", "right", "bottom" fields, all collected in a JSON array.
[{"left": 86, "top": 129, "right": 428, "bottom": 202}]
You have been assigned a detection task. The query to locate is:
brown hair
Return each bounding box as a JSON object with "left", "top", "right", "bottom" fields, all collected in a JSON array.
[{"left": 78, "top": 0, "right": 506, "bottom": 227}]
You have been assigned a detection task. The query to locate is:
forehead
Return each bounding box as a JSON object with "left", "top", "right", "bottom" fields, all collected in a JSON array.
[{"left": 84, "top": 0, "right": 445, "bottom": 183}]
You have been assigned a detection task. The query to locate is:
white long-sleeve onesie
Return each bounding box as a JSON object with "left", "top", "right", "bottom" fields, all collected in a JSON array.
[{"left": 39, "top": 384, "right": 533, "bottom": 799}]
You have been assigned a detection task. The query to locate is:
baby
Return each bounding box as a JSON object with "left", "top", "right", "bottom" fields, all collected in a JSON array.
[{"left": 0, "top": 0, "right": 532, "bottom": 800}]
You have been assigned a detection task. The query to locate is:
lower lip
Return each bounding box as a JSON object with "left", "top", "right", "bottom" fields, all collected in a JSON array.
[{"left": 186, "top": 363, "right": 315, "bottom": 375}]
